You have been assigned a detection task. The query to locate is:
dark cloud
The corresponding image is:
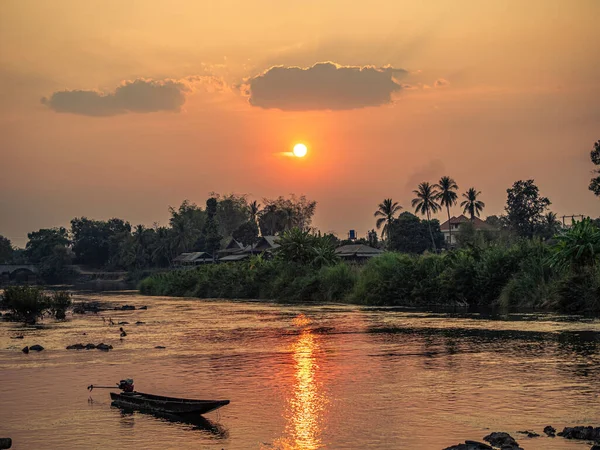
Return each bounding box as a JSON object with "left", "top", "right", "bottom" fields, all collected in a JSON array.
[
  {"left": 41, "top": 78, "right": 193, "bottom": 116},
  {"left": 245, "top": 62, "right": 408, "bottom": 111}
]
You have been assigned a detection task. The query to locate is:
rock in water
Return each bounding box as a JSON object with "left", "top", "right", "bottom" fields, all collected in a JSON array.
[
  {"left": 590, "top": 444, "right": 600, "bottom": 450},
  {"left": 155, "top": 346, "right": 166, "bottom": 349},
  {"left": 66, "top": 344, "right": 85, "bottom": 350},
  {"left": 29, "top": 344, "right": 44, "bottom": 351},
  {"left": 22, "top": 346, "right": 29, "bottom": 354},
  {"left": 96, "top": 343, "right": 113, "bottom": 351},
  {"left": 85, "top": 343, "right": 96, "bottom": 349},
  {"left": 483, "top": 432, "right": 523, "bottom": 450},
  {"left": 139, "top": 305, "right": 148, "bottom": 310},
  {"left": 443, "top": 441, "right": 493, "bottom": 450},
  {"left": 558, "top": 426, "right": 600, "bottom": 441},
  {"left": 543, "top": 426, "right": 556, "bottom": 437},
  {"left": 0, "top": 437, "right": 12, "bottom": 449},
  {"left": 517, "top": 430, "right": 540, "bottom": 438}
]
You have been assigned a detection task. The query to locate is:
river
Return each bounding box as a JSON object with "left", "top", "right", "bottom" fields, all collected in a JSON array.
[{"left": 1, "top": 292, "right": 599, "bottom": 449}]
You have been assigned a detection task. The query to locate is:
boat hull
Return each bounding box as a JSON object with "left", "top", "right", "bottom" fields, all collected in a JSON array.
[{"left": 110, "top": 392, "right": 230, "bottom": 415}]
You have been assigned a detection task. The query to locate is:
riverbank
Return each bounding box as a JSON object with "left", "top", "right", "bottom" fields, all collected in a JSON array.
[{"left": 139, "top": 240, "right": 600, "bottom": 313}]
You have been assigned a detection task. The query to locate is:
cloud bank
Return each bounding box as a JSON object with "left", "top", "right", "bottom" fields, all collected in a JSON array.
[
  {"left": 245, "top": 62, "right": 407, "bottom": 111},
  {"left": 42, "top": 77, "right": 224, "bottom": 116}
]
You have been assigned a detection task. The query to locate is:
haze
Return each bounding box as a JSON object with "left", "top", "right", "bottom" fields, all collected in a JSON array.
[{"left": 1, "top": 0, "right": 599, "bottom": 246}]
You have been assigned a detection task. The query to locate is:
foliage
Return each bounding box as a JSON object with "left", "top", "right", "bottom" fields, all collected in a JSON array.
[
  {"left": 374, "top": 198, "right": 402, "bottom": 240},
  {"left": 589, "top": 140, "right": 600, "bottom": 197},
  {"left": 211, "top": 193, "right": 250, "bottom": 239},
  {"left": 49, "top": 291, "right": 72, "bottom": 320},
  {"left": 71, "top": 217, "right": 131, "bottom": 267},
  {"left": 412, "top": 182, "right": 441, "bottom": 250},
  {"left": 387, "top": 212, "right": 444, "bottom": 254},
  {"left": 460, "top": 187, "right": 485, "bottom": 219},
  {"left": 505, "top": 179, "right": 551, "bottom": 238},
  {"left": 1, "top": 286, "right": 50, "bottom": 323},
  {"left": 549, "top": 218, "right": 600, "bottom": 269},
  {"left": 435, "top": 176, "right": 459, "bottom": 244},
  {"left": 275, "top": 228, "right": 338, "bottom": 268},
  {"left": 258, "top": 195, "right": 317, "bottom": 235},
  {"left": 232, "top": 221, "right": 259, "bottom": 247},
  {"left": 39, "top": 245, "right": 73, "bottom": 283},
  {"left": 0, "top": 235, "right": 13, "bottom": 263},
  {"left": 25, "top": 227, "right": 70, "bottom": 263},
  {"left": 196, "top": 198, "right": 222, "bottom": 256},
  {"left": 168, "top": 200, "right": 204, "bottom": 255}
]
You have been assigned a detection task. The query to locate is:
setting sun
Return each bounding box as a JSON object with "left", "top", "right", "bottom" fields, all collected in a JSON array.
[{"left": 293, "top": 143, "right": 308, "bottom": 158}]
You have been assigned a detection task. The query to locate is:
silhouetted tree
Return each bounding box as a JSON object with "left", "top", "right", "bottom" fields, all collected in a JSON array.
[
  {"left": 589, "top": 140, "right": 600, "bottom": 197},
  {"left": 388, "top": 212, "right": 444, "bottom": 253},
  {"left": 25, "top": 228, "right": 70, "bottom": 263},
  {"left": 460, "top": 188, "right": 485, "bottom": 220},
  {"left": 232, "top": 221, "right": 259, "bottom": 247},
  {"left": 374, "top": 198, "right": 402, "bottom": 241},
  {"left": 505, "top": 179, "right": 551, "bottom": 238},
  {"left": 0, "top": 235, "right": 13, "bottom": 263},
  {"left": 412, "top": 182, "right": 441, "bottom": 251},
  {"left": 435, "top": 176, "right": 459, "bottom": 245}
]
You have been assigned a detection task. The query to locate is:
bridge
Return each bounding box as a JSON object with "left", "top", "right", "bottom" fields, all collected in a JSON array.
[{"left": 0, "top": 264, "right": 38, "bottom": 281}]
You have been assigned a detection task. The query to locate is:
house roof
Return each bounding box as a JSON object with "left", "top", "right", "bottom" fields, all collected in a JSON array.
[
  {"left": 335, "top": 244, "right": 383, "bottom": 258},
  {"left": 219, "top": 253, "right": 251, "bottom": 262},
  {"left": 440, "top": 215, "right": 494, "bottom": 231},
  {"left": 173, "top": 252, "right": 213, "bottom": 263},
  {"left": 254, "top": 236, "right": 280, "bottom": 250}
]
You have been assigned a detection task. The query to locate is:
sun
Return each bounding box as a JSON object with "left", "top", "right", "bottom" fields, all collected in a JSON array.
[{"left": 293, "top": 143, "right": 308, "bottom": 158}]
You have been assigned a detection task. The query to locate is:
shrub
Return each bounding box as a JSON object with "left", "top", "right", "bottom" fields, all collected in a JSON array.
[
  {"left": 2, "top": 286, "right": 50, "bottom": 324},
  {"left": 50, "top": 291, "right": 72, "bottom": 320}
]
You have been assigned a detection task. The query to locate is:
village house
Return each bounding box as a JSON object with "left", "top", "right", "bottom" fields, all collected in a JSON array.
[
  {"left": 440, "top": 215, "right": 495, "bottom": 246},
  {"left": 334, "top": 244, "right": 383, "bottom": 262}
]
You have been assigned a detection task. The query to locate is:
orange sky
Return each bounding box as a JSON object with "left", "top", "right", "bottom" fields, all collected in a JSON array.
[{"left": 1, "top": 0, "right": 599, "bottom": 246}]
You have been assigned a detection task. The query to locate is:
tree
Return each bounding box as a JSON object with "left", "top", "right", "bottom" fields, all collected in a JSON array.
[
  {"left": 212, "top": 193, "right": 250, "bottom": 239},
  {"left": 435, "top": 176, "right": 459, "bottom": 246},
  {"left": 505, "top": 179, "right": 551, "bottom": 238},
  {"left": 0, "top": 235, "right": 13, "bottom": 263},
  {"left": 70, "top": 217, "right": 131, "bottom": 267},
  {"left": 168, "top": 200, "right": 204, "bottom": 255},
  {"left": 249, "top": 201, "right": 260, "bottom": 225},
  {"left": 412, "top": 182, "right": 441, "bottom": 251},
  {"left": 539, "top": 212, "right": 562, "bottom": 240},
  {"left": 374, "top": 198, "right": 402, "bottom": 241},
  {"left": 387, "top": 212, "right": 444, "bottom": 253},
  {"left": 460, "top": 188, "right": 485, "bottom": 220},
  {"left": 196, "top": 198, "right": 222, "bottom": 257},
  {"left": 258, "top": 195, "right": 317, "bottom": 235},
  {"left": 25, "top": 228, "right": 70, "bottom": 263},
  {"left": 232, "top": 221, "right": 259, "bottom": 247},
  {"left": 589, "top": 140, "right": 600, "bottom": 197},
  {"left": 275, "top": 228, "right": 338, "bottom": 268}
]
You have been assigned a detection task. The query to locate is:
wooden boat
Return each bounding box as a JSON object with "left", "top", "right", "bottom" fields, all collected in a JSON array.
[{"left": 110, "top": 391, "right": 230, "bottom": 415}]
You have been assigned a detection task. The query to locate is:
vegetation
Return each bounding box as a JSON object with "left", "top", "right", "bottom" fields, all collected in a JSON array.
[
  {"left": 460, "top": 187, "right": 485, "bottom": 220},
  {"left": 589, "top": 140, "right": 600, "bottom": 197},
  {"left": 1, "top": 286, "right": 72, "bottom": 323},
  {"left": 505, "top": 179, "right": 551, "bottom": 238},
  {"left": 435, "top": 176, "right": 459, "bottom": 245},
  {"left": 374, "top": 198, "right": 402, "bottom": 241},
  {"left": 412, "top": 182, "right": 441, "bottom": 251},
  {"left": 0, "top": 235, "right": 13, "bottom": 263}
]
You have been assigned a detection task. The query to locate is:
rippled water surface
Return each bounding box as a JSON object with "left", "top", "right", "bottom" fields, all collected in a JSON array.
[{"left": 1, "top": 292, "right": 599, "bottom": 449}]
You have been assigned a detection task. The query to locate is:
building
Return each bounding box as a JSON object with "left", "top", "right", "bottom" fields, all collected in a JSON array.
[
  {"left": 217, "top": 236, "right": 280, "bottom": 262},
  {"left": 172, "top": 252, "right": 214, "bottom": 266},
  {"left": 440, "top": 215, "right": 494, "bottom": 246},
  {"left": 334, "top": 244, "right": 383, "bottom": 262}
]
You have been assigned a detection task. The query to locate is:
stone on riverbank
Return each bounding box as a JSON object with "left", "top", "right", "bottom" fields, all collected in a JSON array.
[
  {"left": 543, "top": 426, "right": 556, "bottom": 437},
  {"left": 443, "top": 440, "right": 492, "bottom": 450},
  {"left": 558, "top": 426, "right": 600, "bottom": 440},
  {"left": 483, "top": 432, "right": 523, "bottom": 450}
]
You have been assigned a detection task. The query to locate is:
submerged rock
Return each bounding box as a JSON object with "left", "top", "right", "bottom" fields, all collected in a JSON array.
[
  {"left": 0, "top": 437, "right": 12, "bottom": 449},
  {"left": 443, "top": 440, "right": 492, "bottom": 450},
  {"left": 116, "top": 305, "right": 135, "bottom": 311},
  {"left": 590, "top": 444, "right": 600, "bottom": 450},
  {"left": 558, "top": 426, "right": 600, "bottom": 441},
  {"left": 10, "top": 335, "right": 24, "bottom": 340},
  {"left": 517, "top": 430, "right": 540, "bottom": 438},
  {"left": 543, "top": 426, "right": 556, "bottom": 437},
  {"left": 155, "top": 345, "right": 166, "bottom": 349},
  {"left": 22, "top": 346, "right": 29, "bottom": 354},
  {"left": 96, "top": 343, "right": 113, "bottom": 351},
  {"left": 135, "top": 321, "right": 145, "bottom": 325},
  {"left": 483, "top": 432, "right": 523, "bottom": 450},
  {"left": 139, "top": 305, "right": 148, "bottom": 310},
  {"left": 29, "top": 344, "right": 44, "bottom": 351},
  {"left": 117, "top": 321, "right": 129, "bottom": 325},
  {"left": 66, "top": 344, "right": 85, "bottom": 350},
  {"left": 85, "top": 343, "right": 96, "bottom": 349}
]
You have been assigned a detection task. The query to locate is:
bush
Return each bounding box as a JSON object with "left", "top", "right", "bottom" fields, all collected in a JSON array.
[
  {"left": 50, "top": 291, "right": 72, "bottom": 320},
  {"left": 2, "top": 286, "right": 50, "bottom": 324}
]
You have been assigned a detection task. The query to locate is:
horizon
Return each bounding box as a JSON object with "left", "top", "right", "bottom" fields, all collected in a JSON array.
[{"left": 2, "top": 0, "right": 599, "bottom": 248}]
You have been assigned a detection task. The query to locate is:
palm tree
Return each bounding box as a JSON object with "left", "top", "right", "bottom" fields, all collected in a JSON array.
[
  {"left": 434, "top": 176, "right": 459, "bottom": 246},
  {"left": 374, "top": 198, "right": 402, "bottom": 241},
  {"left": 460, "top": 188, "right": 485, "bottom": 220},
  {"left": 412, "top": 182, "right": 441, "bottom": 250}
]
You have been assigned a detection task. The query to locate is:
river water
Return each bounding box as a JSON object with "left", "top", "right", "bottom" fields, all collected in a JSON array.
[{"left": 1, "top": 292, "right": 599, "bottom": 449}]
